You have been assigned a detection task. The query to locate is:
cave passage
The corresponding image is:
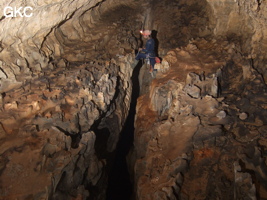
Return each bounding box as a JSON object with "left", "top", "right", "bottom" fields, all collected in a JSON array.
[{"left": 106, "top": 61, "right": 142, "bottom": 200}]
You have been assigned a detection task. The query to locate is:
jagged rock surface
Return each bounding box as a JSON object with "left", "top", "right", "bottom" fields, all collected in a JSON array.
[
  {"left": 0, "top": 54, "right": 134, "bottom": 199},
  {"left": 0, "top": 0, "right": 267, "bottom": 199},
  {"left": 0, "top": 0, "right": 143, "bottom": 94},
  {"left": 130, "top": 38, "right": 267, "bottom": 200}
]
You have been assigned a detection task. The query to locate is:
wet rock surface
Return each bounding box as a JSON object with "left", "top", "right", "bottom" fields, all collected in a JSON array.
[{"left": 130, "top": 38, "right": 267, "bottom": 200}]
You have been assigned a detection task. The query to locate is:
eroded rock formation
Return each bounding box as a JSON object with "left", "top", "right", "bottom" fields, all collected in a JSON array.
[
  {"left": 0, "top": 0, "right": 140, "bottom": 199},
  {"left": 0, "top": 54, "right": 136, "bottom": 199},
  {"left": 130, "top": 38, "right": 267, "bottom": 199},
  {"left": 0, "top": 0, "right": 267, "bottom": 199}
]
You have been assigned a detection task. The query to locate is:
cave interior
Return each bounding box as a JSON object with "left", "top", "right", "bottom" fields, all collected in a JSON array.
[{"left": 0, "top": 0, "right": 267, "bottom": 199}]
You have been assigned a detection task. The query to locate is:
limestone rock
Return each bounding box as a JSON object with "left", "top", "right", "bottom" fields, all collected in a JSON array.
[
  {"left": 131, "top": 37, "right": 267, "bottom": 200},
  {"left": 0, "top": 0, "right": 267, "bottom": 199}
]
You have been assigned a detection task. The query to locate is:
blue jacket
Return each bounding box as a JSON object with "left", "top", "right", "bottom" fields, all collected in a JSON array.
[{"left": 143, "top": 38, "right": 155, "bottom": 55}]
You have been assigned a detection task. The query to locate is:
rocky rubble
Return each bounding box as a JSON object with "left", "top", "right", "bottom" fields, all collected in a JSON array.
[
  {"left": 130, "top": 38, "right": 267, "bottom": 200},
  {"left": 0, "top": 54, "right": 134, "bottom": 199}
]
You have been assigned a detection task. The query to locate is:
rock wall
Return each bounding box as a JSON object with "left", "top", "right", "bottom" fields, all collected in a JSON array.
[
  {"left": 1, "top": 0, "right": 267, "bottom": 83},
  {"left": 149, "top": 0, "right": 267, "bottom": 82},
  {"left": 206, "top": 0, "right": 267, "bottom": 83},
  {"left": 0, "top": 1, "right": 142, "bottom": 197},
  {"left": 0, "top": 0, "right": 267, "bottom": 199},
  {"left": 128, "top": 2, "right": 267, "bottom": 197},
  {"left": 0, "top": 0, "right": 143, "bottom": 93},
  {"left": 130, "top": 38, "right": 267, "bottom": 199},
  {"left": 150, "top": 0, "right": 215, "bottom": 50}
]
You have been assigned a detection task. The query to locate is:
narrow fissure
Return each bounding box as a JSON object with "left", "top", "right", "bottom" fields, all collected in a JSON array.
[{"left": 106, "top": 60, "right": 143, "bottom": 200}]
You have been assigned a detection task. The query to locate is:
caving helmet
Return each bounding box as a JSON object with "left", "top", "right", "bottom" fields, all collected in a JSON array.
[{"left": 140, "top": 30, "right": 151, "bottom": 36}]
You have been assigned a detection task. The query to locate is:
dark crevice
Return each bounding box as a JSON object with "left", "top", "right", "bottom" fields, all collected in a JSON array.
[
  {"left": 90, "top": 74, "right": 121, "bottom": 133},
  {"left": 54, "top": 125, "right": 81, "bottom": 149},
  {"left": 106, "top": 61, "right": 143, "bottom": 200}
]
